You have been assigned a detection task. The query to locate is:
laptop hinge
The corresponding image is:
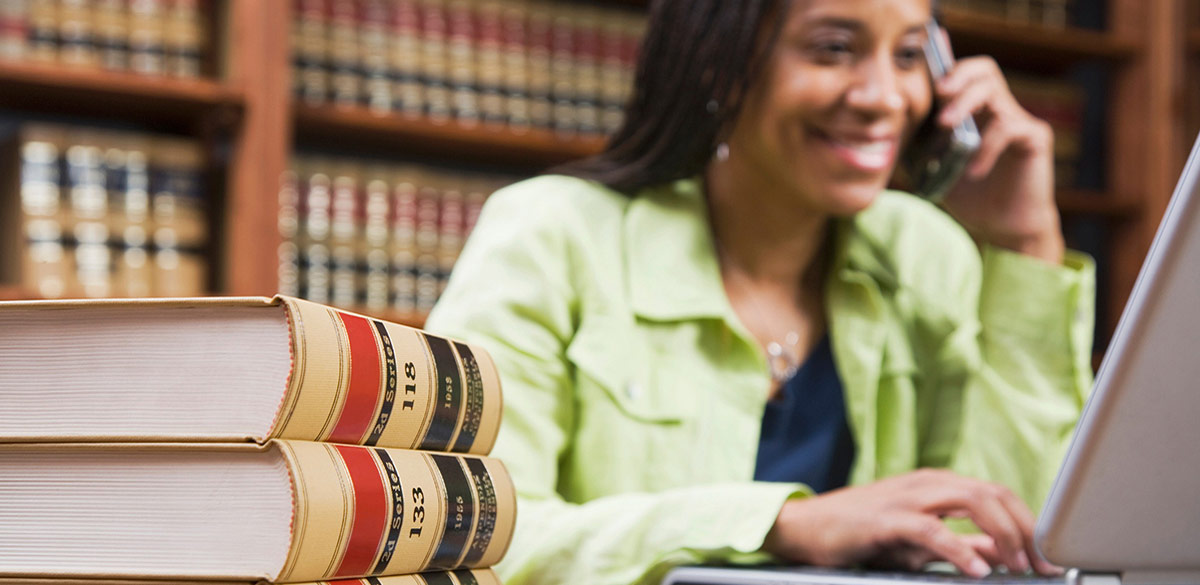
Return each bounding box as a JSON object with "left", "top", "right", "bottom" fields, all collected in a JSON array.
[{"left": 1069, "top": 570, "right": 1123, "bottom": 585}]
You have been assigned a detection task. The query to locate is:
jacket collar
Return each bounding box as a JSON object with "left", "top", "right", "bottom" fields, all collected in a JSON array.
[
  {"left": 623, "top": 178, "right": 901, "bottom": 322},
  {"left": 624, "top": 179, "right": 731, "bottom": 321}
]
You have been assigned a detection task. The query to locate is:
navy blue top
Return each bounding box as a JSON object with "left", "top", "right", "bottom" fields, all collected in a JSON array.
[{"left": 752, "top": 335, "right": 856, "bottom": 493}]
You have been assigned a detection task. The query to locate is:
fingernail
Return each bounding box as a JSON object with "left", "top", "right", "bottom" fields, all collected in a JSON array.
[
  {"left": 969, "top": 559, "right": 992, "bottom": 578},
  {"left": 1015, "top": 551, "right": 1031, "bottom": 573}
]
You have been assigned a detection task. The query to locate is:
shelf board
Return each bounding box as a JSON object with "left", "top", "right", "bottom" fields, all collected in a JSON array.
[
  {"left": 293, "top": 104, "right": 607, "bottom": 168},
  {"left": 941, "top": 7, "right": 1138, "bottom": 70},
  {"left": 1057, "top": 189, "right": 1141, "bottom": 217},
  {"left": 1190, "top": 28, "right": 1200, "bottom": 53},
  {"left": 0, "top": 61, "right": 243, "bottom": 128},
  {"left": 0, "top": 286, "right": 32, "bottom": 301}
]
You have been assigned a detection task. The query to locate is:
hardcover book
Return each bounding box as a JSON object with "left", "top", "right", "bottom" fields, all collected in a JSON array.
[
  {"left": 0, "top": 295, "right": 502, "bottom": 452},
  {"left": 0, "top": 441, "right": 514, "bottom": 582}
]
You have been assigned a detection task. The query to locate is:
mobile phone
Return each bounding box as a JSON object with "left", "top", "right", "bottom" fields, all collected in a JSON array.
[{"left": 899, "top": 20, "right": 982, "bottom": 202}]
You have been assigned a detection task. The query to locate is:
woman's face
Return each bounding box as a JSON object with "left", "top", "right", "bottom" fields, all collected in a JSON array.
[{"left": 726, "top": 0, "right": 934, "bottom": 216}]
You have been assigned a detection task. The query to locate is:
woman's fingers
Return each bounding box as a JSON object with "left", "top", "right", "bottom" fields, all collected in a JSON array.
[
  {"left": 995, "top": 485, "right": 1065, "bottom": 576},
  {"left": 888, "top": 513, "right": 992, "bottom": 578},
  {"left": 917, "top": 480, "right": 1029, "bottom": 573},
  {"left": 962, "top": 533, "right": 1003, "bottom": 566}
]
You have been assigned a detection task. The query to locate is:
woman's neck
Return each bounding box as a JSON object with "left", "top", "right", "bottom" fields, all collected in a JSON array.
[{"left": 704, "top": 160, "right": 831, "bottom": 292}]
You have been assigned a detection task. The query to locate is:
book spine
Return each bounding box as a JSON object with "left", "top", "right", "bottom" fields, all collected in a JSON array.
[
  {"left": 271, "top": 296, "right": 503, "bottom": 454},
  {"left": 362, "top": 168, "right": 391, "bottom": 311},
  {"left": 17, "top": 125, "right": 68, "bottom": 298},
  {"left": 275, "top": 441, "right": 515, "bottom": 582},
  {"left": 279, "top": 167, "right": 303, "bottom": 298},
  {"left": 25, "top": 0, "right": 57, "bottom": 63},
  {"left": 389, "top": 0, "right": 423, "bottom": 116},
  {"left": 57, "top": 0, "right": 98, "bottom": 67},
  {"left": 360, "top": 0, "right": 392, "bottom": 113},
  {"left": 129, "top": 0, "right": 166, "bottom": 76},
  {"left": 328, "top": 0, "right": 361, "bottom": 108},
  {"left": 0, "top": 0, "right": 30, "bottom": 62},
  {"left": 106, "top": 135, "right": 154, "bottom": 297},
  {"left": 163, "top": 0, "right": 205, "bottom": 78},
  {"left": 148, "top": 137, "right": 208, "bottom": 297},
  {"left": 329, "top": 162, "right": 361, "bottom": 307},
  {"left": 94, "top": 0, "right": 130, "bottom": 70},
  {"left": 294, "top": 0, "right": 331, "bottom": 104},
  {"left": 64, "top": 132, "right": 111, "bottom": 298},
  {"left": 322, "top": 567, "right": 501, "bottom": 585},
  {"left": 389, "top": 167, "right": 419, "bottom": 314}
]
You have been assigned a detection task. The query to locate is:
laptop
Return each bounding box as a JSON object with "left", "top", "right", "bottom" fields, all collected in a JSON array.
[{"left": 663, "top": 132, "right": 1200, "bottom": 585}]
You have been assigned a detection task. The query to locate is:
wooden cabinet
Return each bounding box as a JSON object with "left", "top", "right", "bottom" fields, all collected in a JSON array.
[{"left": 0, "top": 0, "right": 1192, "bottom": 352}]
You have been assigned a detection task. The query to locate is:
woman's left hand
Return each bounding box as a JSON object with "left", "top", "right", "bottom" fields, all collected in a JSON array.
[{"left": 935, "top": 54, "right": 1065, "bottom": 265}]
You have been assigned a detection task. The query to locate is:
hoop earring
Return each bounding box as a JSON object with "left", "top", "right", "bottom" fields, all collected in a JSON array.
[{"left": 714, "top": 142, "right": 730, "bottom": 162}]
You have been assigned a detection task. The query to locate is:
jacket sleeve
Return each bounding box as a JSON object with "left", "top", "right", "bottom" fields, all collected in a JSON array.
[
  {"left": 927, "top": 245, "right": 1095, "bottom": 511},
  {"left": 425, "top": 185, "right": 806, "bottom": 585}
]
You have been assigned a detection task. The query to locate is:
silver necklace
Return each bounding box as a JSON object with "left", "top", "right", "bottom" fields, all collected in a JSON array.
[{"left": 765, "top": 331, "right": 802, "bottom": 384}]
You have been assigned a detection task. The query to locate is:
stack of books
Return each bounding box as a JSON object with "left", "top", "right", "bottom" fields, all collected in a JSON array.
[{"left": 0, "top": 294, "right": 515, "bottom": 585}]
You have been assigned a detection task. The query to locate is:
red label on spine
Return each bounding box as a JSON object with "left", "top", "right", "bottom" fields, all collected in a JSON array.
[
  {"left": 332, "top": 445, "right": 389, "bottom": 578},
  {"left": 330, "top": 312, "right": 383, "bottom": 444}
]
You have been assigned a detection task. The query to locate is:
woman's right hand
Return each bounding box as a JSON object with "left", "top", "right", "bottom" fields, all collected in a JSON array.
[{"left": 761, "top": 469, "right": 1062, "bottom": 577}]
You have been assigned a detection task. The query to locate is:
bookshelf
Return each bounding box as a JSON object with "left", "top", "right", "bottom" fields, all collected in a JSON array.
[
  {"left": 0, "top": 61, "right": 243, "bottom": 126},
  {"left": 0, "top": 286, "right": 27, "bottom": 302},
  {"left": 940, "top": 5, "right": 1138, "bottom": 69},
  {"left": 293, "top": 104, "right": 604, "bottom": 167},
  {"left": 0, "top": 0, "right": 1192, "bottom": 353}
]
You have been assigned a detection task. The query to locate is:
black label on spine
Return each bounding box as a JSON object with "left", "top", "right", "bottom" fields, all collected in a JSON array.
[
  {"left": 419, "top": 334, "right": 462, "bottom": 451},
  {"left": 419, "top": 573, "right": 455, "bottom": 585},
  {"left": 371, "top": 449, "right": 405, "bottom": 575},
  {"left": 452, "top": 570, "right": 480, "bottom": 585},
  {"left": 429, "top": 454, "right": 475, "bottom": 570},
  {"left": 461, "top": 458, "right": 497, "bottom": 567},
  {"left": 366, "top": 320, "right": 399, "bottom": 446},
  {"left": 449, "top": 342, "right": 484, "bottom": 453}
]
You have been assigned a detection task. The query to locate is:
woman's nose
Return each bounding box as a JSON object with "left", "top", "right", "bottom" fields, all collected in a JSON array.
[{"left": 844, "top": 54, "right": 906, "bottom": 115}]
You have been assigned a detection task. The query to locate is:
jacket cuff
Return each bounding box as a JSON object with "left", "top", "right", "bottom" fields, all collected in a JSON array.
[{"left": 979, "top": 246, "right": 1095, "bottom": 348}]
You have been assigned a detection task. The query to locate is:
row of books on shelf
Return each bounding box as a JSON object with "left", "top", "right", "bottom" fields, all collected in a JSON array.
[
  {"left": 1006, "top": 70, "right": 1086, "bottom": 188},
  {"left": 0, "top": 294, "right": 516, "bottom": 583},
  {"left": 279, "top": 156, "right": 522, "bottom": 317},
  {"left": 0, "top": 0, "right": 209, "bottom": 78},
  {"left": 0, "top": 122, "right": 208, "bottom": 300},
  {"left": 293, "top": 0, "right": 645, "bottom": 136},
  {"left": 940, "top": 0, "right": 1076, "bottom": 28}
]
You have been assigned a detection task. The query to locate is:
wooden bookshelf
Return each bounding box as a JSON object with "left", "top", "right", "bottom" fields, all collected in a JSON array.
[
  {"left": 1056, "top": 189, "right": 1142, "bottom": 217},
  {"left": 941, "top": 6, "right": 1138, "bottom": 71},
  {"left": 0, "top": 61, "right": 243, "bottom": 129},
  {"left": 0, "top": 0, "right": 1192, "bottom": 352},
  {"left": 294, "top": 104, "right": 606, "bottom": 168},
  {"left": 0, "top": 286, "right": 28, "bottom": 302}
]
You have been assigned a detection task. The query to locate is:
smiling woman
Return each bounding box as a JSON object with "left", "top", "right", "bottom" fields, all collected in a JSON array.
[{"left": 423, "top": 1, "right": 1095, "bottom": 585}]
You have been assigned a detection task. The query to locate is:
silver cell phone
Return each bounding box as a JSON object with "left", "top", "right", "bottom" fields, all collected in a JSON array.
[{"left": 900, "top": 20, "right": 982, "bottom": 202}]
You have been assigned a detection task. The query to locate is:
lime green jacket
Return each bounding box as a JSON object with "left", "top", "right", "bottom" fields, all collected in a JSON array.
[{"left": 425, "top": 175, "right": 1095, "bottom": 585}]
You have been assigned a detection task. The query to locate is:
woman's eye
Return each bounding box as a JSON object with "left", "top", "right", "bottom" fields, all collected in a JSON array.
[
  {"left": 811, "top": 41, "right": 854, "bottom": 64},
  {"left": 895, "top": 46, "right": 924, "bottom": 69}
]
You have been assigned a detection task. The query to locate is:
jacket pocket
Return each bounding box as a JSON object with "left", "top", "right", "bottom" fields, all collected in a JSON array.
[{"left": 566, "top": 315, "right": 695, "bottom": 423}]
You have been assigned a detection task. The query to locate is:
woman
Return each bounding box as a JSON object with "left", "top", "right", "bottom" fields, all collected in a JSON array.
[{"left": 426, "top": 1, "right": 1095, "bottom": 584}]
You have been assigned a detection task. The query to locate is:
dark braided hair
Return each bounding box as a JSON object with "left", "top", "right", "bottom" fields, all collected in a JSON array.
[{"left": 554, "top": 0, "right": 784, "bottom": 195}]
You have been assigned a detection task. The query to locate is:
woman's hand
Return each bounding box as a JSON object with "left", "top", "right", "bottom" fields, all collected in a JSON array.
[
  {"left": 761, "top": 469, "right": 1062, "bottom": 577},
  {"left": 935, "top": 54, "right": 1065, "bottom": 265}
]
